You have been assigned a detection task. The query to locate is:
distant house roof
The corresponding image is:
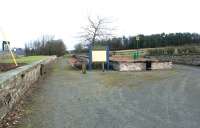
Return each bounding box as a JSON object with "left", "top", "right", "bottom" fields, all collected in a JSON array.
[{"left": 13, "top": 48, "right": 25, "bottom": 55}]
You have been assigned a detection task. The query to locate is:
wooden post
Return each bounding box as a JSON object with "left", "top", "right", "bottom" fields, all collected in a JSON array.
[{"left": 82, "top": 63, "right": 86, "bottom": 74}]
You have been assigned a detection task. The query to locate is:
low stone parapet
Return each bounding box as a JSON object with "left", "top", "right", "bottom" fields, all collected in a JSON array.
[
  {"left": 0, "top": 56, "right": 57, "bottom": 119},
  {"left": 151, "top": 62, "right": 172, "bottom": 70},
  {"left": 111, "top": 60, "right": 172, "bottom": 71},
  {"left": 112, "top": 62, "right": 146, "bottom": 71},
  {"left": 149, "top": 55, "right": 200, "bottom": 66}
]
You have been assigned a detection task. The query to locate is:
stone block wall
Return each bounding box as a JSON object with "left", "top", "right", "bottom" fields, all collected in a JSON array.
[
  {"left": 112, "top": 62, "right": 146, "bottom": 71},
  {"left": 151, "top": 62, "right": 173, "bottom": 70},
  {"left": 150, "top": 55, "right": 200, "bottom": 66},
  {"left": 112, "top": 61, "right": 172, "bottom": 71},
  {"left": 0, "top": 56, "right": 57, "bottom": 119}
]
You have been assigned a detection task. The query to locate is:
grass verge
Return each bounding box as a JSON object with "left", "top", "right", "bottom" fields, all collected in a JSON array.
[{"left": 1, "top": 56, "right": 49, "bottom": 64}]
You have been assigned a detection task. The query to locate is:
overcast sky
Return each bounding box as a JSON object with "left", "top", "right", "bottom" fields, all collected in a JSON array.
[{"left": 0, "top": 0, "right": 199, "bottom": 50}]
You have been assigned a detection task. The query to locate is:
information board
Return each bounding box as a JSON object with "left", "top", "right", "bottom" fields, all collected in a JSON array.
[{"left": 92, "top": 51, "right": 107, "bottom": 62}]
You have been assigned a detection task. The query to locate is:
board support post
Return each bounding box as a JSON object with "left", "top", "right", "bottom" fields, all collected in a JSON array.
[
  {"left": 88, "top": 46, "right": 92, "bottom": 70},
  {"left": 106, "top": 46, "right": 110, "bottom": 70}
]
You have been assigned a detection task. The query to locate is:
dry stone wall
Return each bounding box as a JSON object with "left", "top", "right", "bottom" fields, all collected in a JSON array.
[
  {"left": 112, "top": 62, "right": 146, "bottom": 71},
  {"left": 150, "top": 55, "right": 200, "bottom": 66},
  {"left": 111, "top": 61, "right": 172, "bottom": 71},
  {"left": 0, "top": 56, "right": 57, "bottom": 119},
  {"left": 151, "top": 62, "right": 172, "bottom": 70}
]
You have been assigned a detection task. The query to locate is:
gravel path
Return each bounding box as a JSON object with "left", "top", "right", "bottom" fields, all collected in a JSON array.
[{"left": 16, "top": 58, "right": 200, "bottom": 128}]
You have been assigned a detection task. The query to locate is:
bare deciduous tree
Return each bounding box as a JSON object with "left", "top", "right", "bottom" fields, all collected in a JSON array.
[{"left": 81, "top": 16, "right": 114, "bottom": 46}]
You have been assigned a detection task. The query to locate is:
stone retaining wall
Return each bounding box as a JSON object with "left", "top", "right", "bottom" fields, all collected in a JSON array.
[
  {"left": 150, "top": 55, "right": 200, "bottom": 66},
  {"left": 112, "top": 62, "right": 146, "bottom": 71},
  {"left": 0, "top": 56, "right": 57, "bottom": 119},
  {"left": 111, "top": 61, "right": 172, "bottom": 71},
  {"left": 151, "top": 62, "right": 172, "bottom": 70}
]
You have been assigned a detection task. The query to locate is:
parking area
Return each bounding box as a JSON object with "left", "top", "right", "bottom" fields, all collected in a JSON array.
[{"left": 16, "top": 58, "right": 200, "bottom": 128}]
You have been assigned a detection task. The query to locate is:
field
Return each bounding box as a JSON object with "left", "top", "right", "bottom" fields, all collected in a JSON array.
[
  {"left": 0, "top": 56, "right": 48, "bottom": 72},
  {"left": 111, "top": 45, "right": 200, "bottom": 57},
  {"left": 0, "top": 56, "right": 48, "bottom": 64}
]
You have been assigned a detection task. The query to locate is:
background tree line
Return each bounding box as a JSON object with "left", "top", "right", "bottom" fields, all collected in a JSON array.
[
  {"left": 25, "top": 35, "right": 66, "bottom": 56},
  {"left": 96, "top": 33, "right": 200, "bottom": 50},
  {"left": 75, "top": 33, "right": 200, "bottom": 52}
]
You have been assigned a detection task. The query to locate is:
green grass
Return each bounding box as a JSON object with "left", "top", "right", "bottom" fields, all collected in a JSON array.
[
  {"left": 111, "top": 49, "right": 146, "bottom": 57},
  {"left": 111, "top": 45, "right": 200, "bottom": 56},
  {"left": 63, "top": 53, "right": 70, "bottom": 58},
  {"left": 1, "top": 56, "right": 49, "bottom": 64}
]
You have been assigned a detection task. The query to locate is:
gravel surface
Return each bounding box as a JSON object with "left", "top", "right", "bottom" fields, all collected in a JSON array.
[{"left": 16, "top": 58, "right": 200, "bottom": 128}]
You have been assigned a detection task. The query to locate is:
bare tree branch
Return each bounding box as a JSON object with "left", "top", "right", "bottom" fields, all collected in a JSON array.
[{"left": 80, "top": 16, "right": 114, "bottom": 46}]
